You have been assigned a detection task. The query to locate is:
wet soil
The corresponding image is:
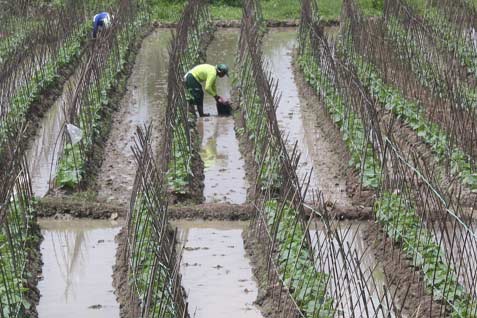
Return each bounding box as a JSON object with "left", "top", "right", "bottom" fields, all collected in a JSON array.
[
  {"left": 363, "top": 223, "right": 446, "bottom": 317},
  {"left": 263, "top": 28, "right": 372, "bottom": 209},
  {"left": 95, "top": 29, "right": 171, "bottom": 206},
  {"left": 292, "top": 58, "right": 375, "bottom": 209},
  {"left": 26, "top": 56, "right": 87, "bottom": 197},
  {"left": 242, "top": 226, "right": 301, "bottom": 318},
  {"left": 199, "top": 29, "right": 249, "bottom": 204},
  {"left": 112, "top": 227, "right": 141, "bottom": 318},
  {"left": 24, "top": 222, "right": 43, "bottom": 318},
  {"left": 37, "top": 219, "right": 122, "bottom": 318},
  {"left": 36, "top": 196, "right": 125, "bottom": 219},
  {"left": 174, "top": 221, "right": 263, "bottom": 318}
]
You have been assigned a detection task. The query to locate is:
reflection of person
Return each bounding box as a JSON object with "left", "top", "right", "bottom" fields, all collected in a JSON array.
[
  {"left": 184, "top": 64, "right": 229, "bottom": 117},
  {"left": 92, "top": 12, "right": 112, "bottom": 39}
]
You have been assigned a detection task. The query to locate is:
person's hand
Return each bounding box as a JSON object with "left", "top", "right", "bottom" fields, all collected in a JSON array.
[{"left": 219, "top": 96, "right": 229, "bottom": 104}]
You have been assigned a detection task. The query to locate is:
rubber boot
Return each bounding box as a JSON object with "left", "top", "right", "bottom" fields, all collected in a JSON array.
[{"left": 197, "top": 103, "right": 210, "bottom": 117}]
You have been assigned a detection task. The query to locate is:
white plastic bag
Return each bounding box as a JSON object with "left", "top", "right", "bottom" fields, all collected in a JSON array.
[{"left": 66, "top": 124, "right": 83, "bottom": 145}]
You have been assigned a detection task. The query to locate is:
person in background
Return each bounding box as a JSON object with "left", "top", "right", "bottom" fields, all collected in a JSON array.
[
  {"left": 184, "top": 63, "right": 229, "bottom": 117},
  {"left": 92, "top": 12, "right": 112, "bottom": 39}
]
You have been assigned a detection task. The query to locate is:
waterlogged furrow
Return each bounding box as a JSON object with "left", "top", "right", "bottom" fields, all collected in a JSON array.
[
  {"left": 199, "top": 29, "right": 248, "bottom": 204},
  {"left": 176, "top": 221, "right": 262, "bottom": 318},
  {"left": 263, "top": 29, "right": 352, "bottom": 205},
  {"left": 298, "top": 49, "right": 381, "bottom": 190},
  {"left": 37, "top": 219, "right": 121, "bottom": 318},
  {"left": 26, "top": 57, "right": 86, "bottom": 197},
  {"left": 96, "top": 30, "right": 171, "bottom": 205}
]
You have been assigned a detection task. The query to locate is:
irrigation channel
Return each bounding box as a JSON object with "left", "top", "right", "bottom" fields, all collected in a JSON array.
[
  {"left": 262, "top": 28, "right": 393, "bottom": 316},
  {"left": 36, "top": 29, "right": 172, "bottom": 316},
  {"left": 26, "top": 57, "right": 86, "bottom": 197},
  {"left": 177, "top": 28, "right": 261, "bottom": 317},
  {"left": 262, "top": 28, "right": 352, "bottom": 207}
]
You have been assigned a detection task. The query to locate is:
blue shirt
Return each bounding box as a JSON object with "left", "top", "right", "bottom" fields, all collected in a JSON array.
[{"left": 93, "top": 12, "right": 110, "bottom": 38}]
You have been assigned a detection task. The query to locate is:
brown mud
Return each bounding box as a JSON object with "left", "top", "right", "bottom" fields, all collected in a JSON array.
[
  {"left": 24, "top": 222, "right": 43, "bottom": 318},
  {"left": 293, "top": 62, "right": 376, "bottom": 208},
  {"left": 364, "top": 223, "right": 446, "bottom": 317},
  {"left": 36, "top": 196, "right": 125, "bottom": 219},
  {"left": 112, "top": 227, "right": 141, "bottom": 318},
  {"left": 94, "top": 29, "right": 171, "bottom": 206},
  {"left": 242, "top": 226, "right": 300, "bottom": 318}
]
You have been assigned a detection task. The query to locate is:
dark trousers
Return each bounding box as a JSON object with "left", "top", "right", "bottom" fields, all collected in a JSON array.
[{"left": 185, "top": 73, "right": 205, "bottom": 116}]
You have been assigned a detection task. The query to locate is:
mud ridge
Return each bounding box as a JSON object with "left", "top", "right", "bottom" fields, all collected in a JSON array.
[
  {"left": 113, "top": 227, "right": 141, "bottom": 318},
  {"left": 363, "top": 223, "right": 447, "bottom": 317},
  {"left": 242, "top": 226, "right": 299, "bottom": 318},
  {"left": 36, "top": 196, "right": 126, "bottom": 219},
  {"left": 24, "top": 221, "right": 43, "bottom": 318},
  {"left": 233, "top": 101, "right": 259, "bottom": 202}
]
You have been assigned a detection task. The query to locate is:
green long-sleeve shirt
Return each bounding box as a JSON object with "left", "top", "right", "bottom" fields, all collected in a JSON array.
[{"left": 189, "top": 64, "right": 218, "bottom": 97}]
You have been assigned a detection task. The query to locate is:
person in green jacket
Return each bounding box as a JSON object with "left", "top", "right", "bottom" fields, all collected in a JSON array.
[{"left": 184, "top": 63, "right": 229, "bottom": 117}]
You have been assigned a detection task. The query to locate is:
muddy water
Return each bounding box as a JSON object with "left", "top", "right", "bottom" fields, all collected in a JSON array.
[
  {"left": 310, "top": 222, "right": 395, "bottom": 317},
  {"left": 96, "top": 29, "right": 171, "bottom": 206},
  {"left": 26, "top": 60, "right": 84, "bottom": 197},
  {"left": 198, "top": 29, "right": 248, "bottom": 204},
  {"left": 37, "top": 219, "right": 122, "bottom": 318},
  {"left": 262, "top": 29, "right": 351, "bottom": 207},
  {"left": 174, "top": 221, "right": 262, "bottom": 318}
]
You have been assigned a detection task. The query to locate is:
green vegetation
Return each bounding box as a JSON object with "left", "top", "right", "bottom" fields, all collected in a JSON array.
[
  {"left": 375, "top": 193, "right": 477, "bottom": 317},
  {"left": 297, "top": 50, "right": 381, "bottom": 189},
  {"left": 265, "top": 200, "right": 334, "bottom": 317},
  {"left": 0, "top": 23, "right": 89, "bottom": 157},
  {"left": 56, "top": 14, "right": 149, "bottom": 188},
  {"left": 166, "top": 6, "right": 213, "bottom": 195},
  {"left": 149, "top": 0, "right": 419, "bottom": 22},
  {"left": 0, "top": 193, "right": 38, "bottom": 316}
]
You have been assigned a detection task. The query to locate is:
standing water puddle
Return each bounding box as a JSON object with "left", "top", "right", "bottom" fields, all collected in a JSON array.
[
  {"left": 96, "top": 29, "right": 171, "bottom": 205},
  {"left": 37, "top": 219, "right": 121, "bottom": 317},
  {"left": 262, "top": 29, "right": 351, "bottom": 206},
  {"left": 310, "top": 222, "right": 395, "bottom": 317},
  {"left": 174, "top": 221, "right": 262, "bottom": 318},
  {"left": 26, "top": 58, "right": 85, "bottom": 197},
  {"left": 198, "top": 29, "right": 248, "bottom": 204}
]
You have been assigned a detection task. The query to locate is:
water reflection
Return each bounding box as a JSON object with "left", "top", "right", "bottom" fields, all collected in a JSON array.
[
  {"left": 198, "top": 29, "right": 248, "bottom": 204},
  {"left": 37, "top": 219, "right": 121, "bottom": 318}
]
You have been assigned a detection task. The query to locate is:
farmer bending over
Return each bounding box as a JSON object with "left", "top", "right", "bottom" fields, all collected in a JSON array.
[
  {"left": 92, "top": 12, "right": 112, "bottom": 39},
  {"left": 184, "top": 64, "right": 229, "bottom": 117}
]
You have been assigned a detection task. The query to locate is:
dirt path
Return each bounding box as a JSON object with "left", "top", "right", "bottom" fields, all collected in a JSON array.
[
  {"left": 198, "top": 29, "right": 249, "bottom": 204},
  {"left": 95, "top": 29, "right": 171, "bottom": 206},
  {"left": 262, "top": 28, "right": 355, "bottom": 208}
]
